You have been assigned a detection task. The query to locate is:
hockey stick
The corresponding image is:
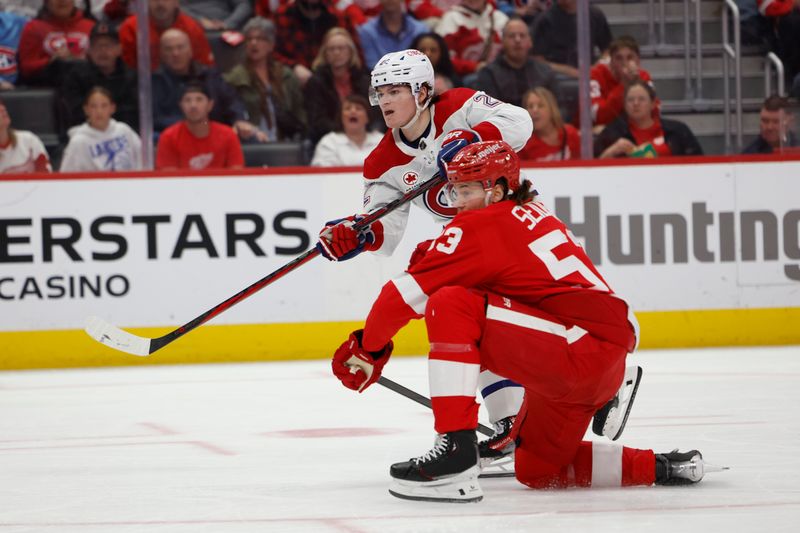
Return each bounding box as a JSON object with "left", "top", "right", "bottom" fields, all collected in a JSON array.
[
  {"left": 85, "top": 172, "right": 447, "bottom": 356},
  {"left": 378, "top": 377, "right": 493, "bottom": 437}
]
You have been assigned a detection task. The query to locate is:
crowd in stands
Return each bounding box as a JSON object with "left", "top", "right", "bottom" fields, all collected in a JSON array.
[{"left": 0, "top": 0, "right": 797, "bottom": 174}]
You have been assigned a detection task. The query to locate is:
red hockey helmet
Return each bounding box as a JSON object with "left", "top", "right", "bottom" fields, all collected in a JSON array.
[{"left": 445, "top": 140, "right": 521, "bottom": 193}]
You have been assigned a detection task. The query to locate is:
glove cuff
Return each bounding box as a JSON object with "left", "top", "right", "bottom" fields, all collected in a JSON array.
[
  {"left": 368, "top": 339, "right": 393, "bottom": 361},
  {"left": 353, "top": 329, "right": 392, "bottom": 361},
  {"left": 363, "top": 220, "right": 384, "bottom": 252}
]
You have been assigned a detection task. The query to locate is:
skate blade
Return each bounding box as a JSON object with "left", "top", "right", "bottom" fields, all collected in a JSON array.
[
  {"left": 479, "top": 455, "right": 515, "bottom": 478},
  {"left": 703, "top": 463, "right": 730, "bottom": 474},
  {"left": 596, "top": 365, "right": 643, "bottom": 440},
  {"left": 478, "top": 471, "right": 515, "bottom": 479},
  {"left": 389, "top": 466, "right": 483, "bottom": 503}
]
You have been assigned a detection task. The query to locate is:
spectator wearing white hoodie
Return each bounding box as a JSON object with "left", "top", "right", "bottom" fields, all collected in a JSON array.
[
  {"left": 60, "top": 86, "right": 143, "bottom": 172},
  {"left": 311, "top": 94, "right": 382, "bottom": 166}
]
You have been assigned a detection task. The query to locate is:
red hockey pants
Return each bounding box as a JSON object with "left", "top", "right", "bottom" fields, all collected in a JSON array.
[{"left": 424, "top": 286, "right": 655, "bottom": 488}]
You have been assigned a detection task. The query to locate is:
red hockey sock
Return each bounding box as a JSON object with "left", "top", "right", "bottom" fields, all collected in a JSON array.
[{"left": 516, "top": 441, "right": 656, "bottom": 488}]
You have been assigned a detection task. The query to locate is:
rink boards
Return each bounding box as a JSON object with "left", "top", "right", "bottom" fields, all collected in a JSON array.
[{"left": 1, "top": 155, "right": 799, "bottom": 369}]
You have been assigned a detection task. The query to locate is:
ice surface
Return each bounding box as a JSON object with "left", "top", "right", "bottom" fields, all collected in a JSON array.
[{"left": 1, "top": 346, "right": 799, "bottom": 532}]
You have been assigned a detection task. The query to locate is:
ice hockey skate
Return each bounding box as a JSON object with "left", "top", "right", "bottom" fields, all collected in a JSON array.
[
  {"left": 593, "top": 365, "right": 643, "bottom": 440},
  {"left": 655, "top": 449, "right": 729, "bottom": 485},
  {"left": 478, "top": 415, "right": 517, "bottom": 478},
  {"left": 389, "top": 430, "right": 483, "bottom": 503}
]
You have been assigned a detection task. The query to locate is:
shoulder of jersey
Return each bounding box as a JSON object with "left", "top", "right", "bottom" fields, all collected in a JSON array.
[
  {"left": 363, "top": 129, "right": 414, "bottom": 180},
  {"left": 434, "top": 87, "right": 476, "bottom": 117},
  {"left": 429, "top": 87, "right": 480, "bottom": 139}
]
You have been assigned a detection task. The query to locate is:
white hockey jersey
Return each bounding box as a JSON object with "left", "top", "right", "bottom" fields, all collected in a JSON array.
[
  {"left": 0, "top": 129, "right": 51, "bottom": 173},
  {"left": 60, "top": 119, "right": 143, "bottom": 172},
  {"left": 362, "top": 87, "right": 532, "bottom": 255}
]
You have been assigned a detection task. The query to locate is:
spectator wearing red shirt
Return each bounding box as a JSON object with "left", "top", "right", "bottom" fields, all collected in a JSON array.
[
  {"left": 590, "top": 36, "right": 654, "bottom": 127},
  {"left": 595, "top": 80, "right": 703, "bottom": 159},
  {"left": 519, "top": 87, "right": 580, "bottom": 161},
  {"left": 156, "top": 83, "right": 244, "bottom": 170},
  {"left": 119, "top": 0, "right": 214, "bottom": 69},
  {"left": 17, "top": 0, "right": 95, "bottom": 85},
  {"left": 272, "top": 0, "right": 360, "bottom": 87}
]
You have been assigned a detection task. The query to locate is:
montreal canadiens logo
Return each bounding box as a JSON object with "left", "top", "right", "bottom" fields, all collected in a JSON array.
[
  {"left": 0, "top": 46, "right": 16, "bottom": 75},
  {"left": 423, "top": 182, "right": 457, "bottom": 219},
  {"left": 403, "top": 172, "right": 419, "bottom": 186}
]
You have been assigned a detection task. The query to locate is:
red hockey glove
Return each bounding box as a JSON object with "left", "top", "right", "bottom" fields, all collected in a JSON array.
[
  {"left": 437, "top": 129, "right": 479, "bottom": 177},
  {"left": 407, "top": 239, "right": 434, "bottom": 270},
  {"left": 316, "top": 215, "right": 383, "bottom": 261},
  {"left": 332, "top": 329, "right": 393, "bottom": 393}
]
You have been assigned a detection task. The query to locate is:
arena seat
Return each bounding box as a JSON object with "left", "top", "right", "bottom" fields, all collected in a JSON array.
[
  {"left": 2, "top": 88, "right": 60, "bottom": 146},
  {"left": 206, "top": 31, "right": 245, "bottom": 74},
  {"left": 242, "top": 141, "right": 310, "bottom": 167},
  {"left": 2, "top": 88, "right": 63, "bottom": 167}
]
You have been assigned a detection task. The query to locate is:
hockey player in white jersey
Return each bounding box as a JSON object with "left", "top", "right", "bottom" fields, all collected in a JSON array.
[{"left": 316, "top": 49, "right": 641, "bottom": 472}]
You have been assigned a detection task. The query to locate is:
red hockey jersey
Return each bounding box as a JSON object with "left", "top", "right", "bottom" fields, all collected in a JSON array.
[{"left": 362, "top": 199, "right": 638, "bottom": 353}]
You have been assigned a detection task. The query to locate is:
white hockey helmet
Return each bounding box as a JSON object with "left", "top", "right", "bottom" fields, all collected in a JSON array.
[{"left": 369, "top": 49, "right": 435, "bottom": 107}]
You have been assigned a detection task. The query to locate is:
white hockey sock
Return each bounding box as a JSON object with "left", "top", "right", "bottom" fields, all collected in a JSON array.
[{"left": 478, "top": 369, "right": 525, "bottom": 424}]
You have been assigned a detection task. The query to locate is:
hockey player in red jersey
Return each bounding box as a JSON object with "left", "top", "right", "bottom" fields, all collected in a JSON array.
[
  {"left": 330, "top": 140, "right": 721, "bottom": 502},
  {"left": 317, "top": 48, "right": 640, "bottom": 474}
]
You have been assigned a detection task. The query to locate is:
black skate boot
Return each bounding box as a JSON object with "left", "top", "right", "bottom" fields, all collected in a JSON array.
[
  {"left": 655, "top": 449, "right": 705, "bottom": 485},
  {"left": 478, "top": 415, "right": 516, "bottom": 477},
  {"left": 593, "top": 365, "right": 643, "bottom": 440},
  {"left": 389, "top": 430, "right": 483, "bottom": 503}
]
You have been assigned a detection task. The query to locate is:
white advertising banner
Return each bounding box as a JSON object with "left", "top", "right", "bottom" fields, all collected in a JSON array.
[
  {"left": 1, "top": 159, "right": 799, "bottom": 333},
  {"left": 0, "top": 173, "right": 440, "bottom": 332},
  {"left": 529, "top": 159, "right": 800, "bottom": 311}
]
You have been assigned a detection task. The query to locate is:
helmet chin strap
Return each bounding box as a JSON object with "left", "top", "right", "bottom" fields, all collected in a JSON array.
[{"left": 400, "top": 92, "right": 430, "bottom": 130}]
